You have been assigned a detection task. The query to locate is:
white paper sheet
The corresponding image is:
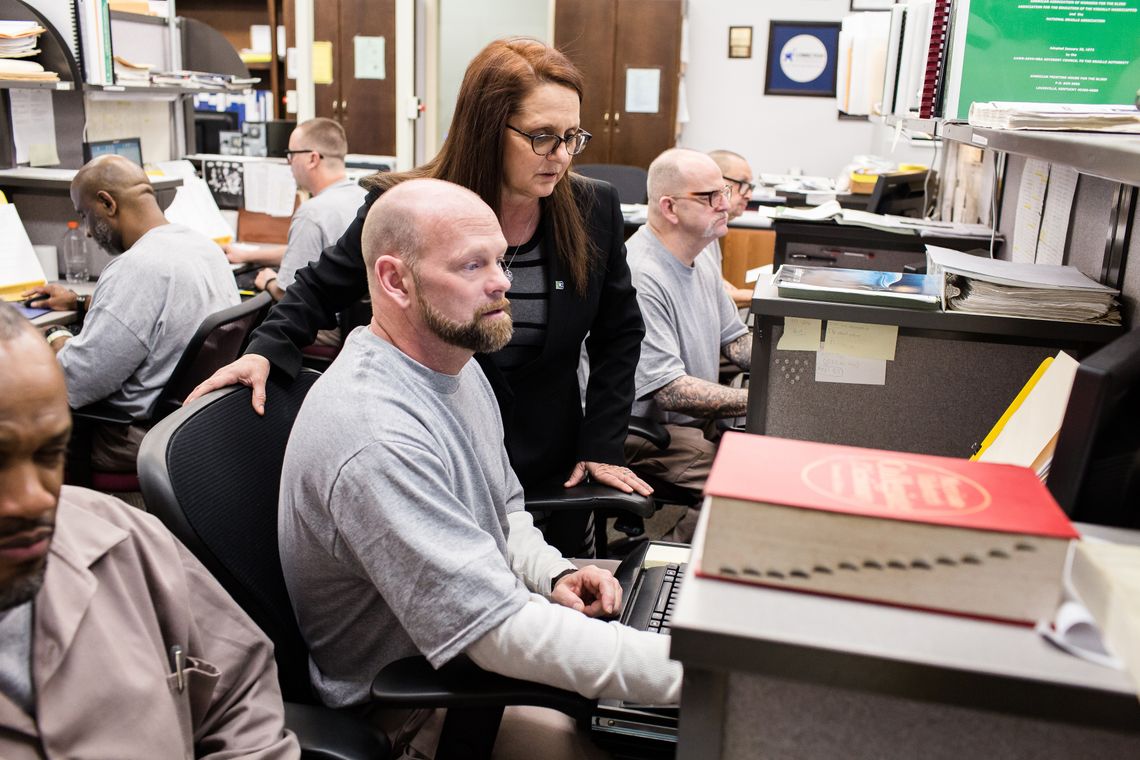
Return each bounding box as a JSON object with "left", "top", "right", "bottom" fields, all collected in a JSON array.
[
  {"left": 1011, "top": 159, "right": 1049, "bottom": 264},
  {"left": 1036, "top": 165, "right": 1079, "bottom": 267},
  {"left": 243, "top": 162, "right": 297, "bottom": 217},
  {"left": 8, "top": 89, "right": 58, "bottom": 166},
  {"left": 815, "top": 347, "right": 886, "bottom": 386},
  {"left": 625, "top": 68, "right": 661, "bottom": 114},
  {"left": 354, "top": 36, "right": 386, "bottom": 80},
  {"left": 0, "top": 204, "right": 46, "bottom": 293},
  {"left": 163, "top": 176, "right": 235, "bottom": 244}
]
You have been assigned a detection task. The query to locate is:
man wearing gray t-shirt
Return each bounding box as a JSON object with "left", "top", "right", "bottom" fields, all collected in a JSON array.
[
  {"left": 625, "top": 149, "right": 752, "bottom": 541},
  {"left": 279, "top": 179, "right": 680, "bottom": 757},
  {"left": 26, "top": 155, "right": 239, "bottom": 472}
]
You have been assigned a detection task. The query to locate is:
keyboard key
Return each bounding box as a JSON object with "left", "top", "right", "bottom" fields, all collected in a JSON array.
[{"left": 653, "top": 584, "right": 673, "bottom": 614}]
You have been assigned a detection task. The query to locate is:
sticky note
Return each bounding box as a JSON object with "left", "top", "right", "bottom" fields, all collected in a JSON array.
[
  {"left": 312, "top": 41, "right": 334, "bottom": 85},
  {"left": 28, "top": 143, "right": 60, "bottom": 167},
  {"left": 815, "top": 350, "right": 886, "bottom": 386},
  {"left": 823, "top": 321, "right": 898, "bottom": 361},
  {"left": 777, "top": 317, "right": 822, "bottom": 352}
]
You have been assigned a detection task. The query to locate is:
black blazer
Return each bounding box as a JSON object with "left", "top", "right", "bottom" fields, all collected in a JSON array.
[{"left": 245, "top": 175, "right": 645, "bottom": 487}]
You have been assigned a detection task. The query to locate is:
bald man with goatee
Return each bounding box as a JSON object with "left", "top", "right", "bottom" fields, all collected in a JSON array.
[
  {"left": 23, "top": 154, "right": 238, "bottom": 472},
  {"left": 278, "top": 178, "right": 679, "bottom": 758}
]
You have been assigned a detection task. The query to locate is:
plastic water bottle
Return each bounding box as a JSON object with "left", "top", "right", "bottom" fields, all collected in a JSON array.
[{"left": 61, "top": 221, "right": 89, "bottom": 283}]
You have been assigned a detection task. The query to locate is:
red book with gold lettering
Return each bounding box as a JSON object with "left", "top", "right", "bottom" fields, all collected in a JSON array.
[{"left": 698, "top": 433, "right": 1079, "bottom": 624}]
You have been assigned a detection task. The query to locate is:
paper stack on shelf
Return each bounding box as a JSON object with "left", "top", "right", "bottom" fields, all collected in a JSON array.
[
  {"left": 926, "top": 245, "right": 1121, "bottom": 325},
  {"left": 0, "top": 58, "right": 58, "bottom": 82},
  {"left": 151, "top": 70, "right": 260, "bottom": 90},
  {"left": 968, "top": 102, "right": 1140, "bottom": 134},
  {"left": 0, "top": 20, "right": 46, "bottom": 58},
  {"left": 112, "top": 54, "right": 153, "bottom": 85}
]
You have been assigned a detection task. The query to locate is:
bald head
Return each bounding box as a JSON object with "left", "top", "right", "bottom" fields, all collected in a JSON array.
[
  {"left": 71, "top": 154, "right": 154, "bottom": 208},
  {"left": 647, "top": 149, "right": 722, "bottom": 205},
  {"left": 361, "top": 178, "right": 496, "bottom": 290},
  {"left": 708, "top": 149, "right": 753, "bottom": 219}
]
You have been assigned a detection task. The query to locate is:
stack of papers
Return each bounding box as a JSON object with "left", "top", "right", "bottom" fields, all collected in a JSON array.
[
  {"left": 968, "top": 102, "right": 1140, "bottom": 134},
  {"left": 113, "top": 55, "right": 154, "bottom": 85},
  {"left": 773, "top": 201, "right": 999, "bottom": 239},
  {"left": 0, "top": 20, "right": 44, "bottom": 59},
  {"left": 926, "top": 245, "right": 1120, "bottom": 325},
  {"left": 151, "top": 70, "right": 260, "bottom": 90},
  {"left": 0, "top": 58, "right": 57, "bottom": 81}
]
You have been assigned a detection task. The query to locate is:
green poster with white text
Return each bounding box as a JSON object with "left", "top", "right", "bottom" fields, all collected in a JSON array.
[{"left": 953, "top": 0, "right": 1139, "bottom": 119}]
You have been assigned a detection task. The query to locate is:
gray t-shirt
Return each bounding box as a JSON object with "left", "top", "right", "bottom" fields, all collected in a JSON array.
[
  {"left": 627, "top": 226, "right": 748, "bottom": 426},
  {"left": 57, "top": 224, "right": 240, "bottom": 419},
  {"left": 276, "top": 178, "right": 367, "bottom": 289},
  {"left": 278, "top": 328, "right": 532, "bottom": 707}
]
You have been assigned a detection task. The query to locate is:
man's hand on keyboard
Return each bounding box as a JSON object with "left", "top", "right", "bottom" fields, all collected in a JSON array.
[{"left": 551, "top": 565, "right": 623, "bottom": 619}]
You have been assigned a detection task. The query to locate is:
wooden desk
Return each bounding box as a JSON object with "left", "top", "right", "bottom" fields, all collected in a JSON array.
[{"left": 671, "top": 512, "right": 1140, "bottom": 759}]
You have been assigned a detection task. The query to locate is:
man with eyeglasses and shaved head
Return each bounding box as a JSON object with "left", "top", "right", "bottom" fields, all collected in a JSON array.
[
  {"left": 623, "top": 148, "right": 752, "bottom": 542},
  {"left": 708, "top": 149, "right": 758, "bottom": 308}
]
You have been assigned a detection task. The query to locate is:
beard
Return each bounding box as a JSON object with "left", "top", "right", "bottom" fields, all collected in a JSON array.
[
  {"left": 92, "top": 216, "right": 123, "bottom": 255},
  {"left": 416, "top": 290, "right": 513, "bottom": 354},
  {"left": 0, "top": 565, "right": 46, "bottom": 612}
]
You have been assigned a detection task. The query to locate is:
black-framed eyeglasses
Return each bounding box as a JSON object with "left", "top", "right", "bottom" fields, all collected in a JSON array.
[
  {"left": 284, "top": 148, "right": 322, "bottom": 161},
  {"left": 671, "top": 185, "right": 731, "bottom": 208},
  {"left": 723, "top": 175, "right": 756, "bottom": 195},
  {"left": 506, "top": 124, "right": 593, "bottom": 157}
]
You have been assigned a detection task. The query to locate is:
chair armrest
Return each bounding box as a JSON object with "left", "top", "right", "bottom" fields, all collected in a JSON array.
[
  {"left": 284, "top": 702, "right": 389, "bottom": 760},
  {"left": 524, "top": 482, "right": 656, "bottom": 518},
  {"left": 71, "top": 402, "right": 133, "bottom": 426},
  {"left": 371, "top": 656, "right": 594, "bottom": 722},
  {"left": 627, "top": 415, "right": 670, "bottom": 450}
]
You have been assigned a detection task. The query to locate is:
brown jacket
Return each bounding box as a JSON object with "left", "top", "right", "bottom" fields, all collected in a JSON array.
[{"left": 0, "top": 487, "right": 299, "bottom": 759}]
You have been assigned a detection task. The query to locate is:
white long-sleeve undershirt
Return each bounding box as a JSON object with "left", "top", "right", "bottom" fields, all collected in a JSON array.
[{"left": 467, "top": 596, "right": 682, "bottom": 705}]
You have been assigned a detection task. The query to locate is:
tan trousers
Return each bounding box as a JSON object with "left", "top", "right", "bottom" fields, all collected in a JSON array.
[
  {"left": 624, "top": 422, "right": 718, "bottom": 544},
  {"left": 90, "top": 422, "right": 150, "bottom": 473}
]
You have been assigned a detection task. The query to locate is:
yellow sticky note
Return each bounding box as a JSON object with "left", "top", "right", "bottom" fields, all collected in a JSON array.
[
  {"left": 823, "top": 321, "right": 898, "bottom": 361},
  {"left": 777, "top": 317, "right": 822, "bottom": 351},
  {"left": 28, "top": 143, "right": 60, "bottom": 167},
  {"left": 312, "top": 41, "right": 334, "bottom": 85}
]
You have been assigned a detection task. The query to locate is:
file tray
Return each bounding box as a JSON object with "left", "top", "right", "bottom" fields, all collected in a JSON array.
[{"left": 745, "top": 282, "right": 1122, "bottom": 458}]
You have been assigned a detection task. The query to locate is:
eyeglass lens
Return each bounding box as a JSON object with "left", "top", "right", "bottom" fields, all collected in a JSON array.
[{"left": 530, "top": 132, "right": 590, "bottom": 156}]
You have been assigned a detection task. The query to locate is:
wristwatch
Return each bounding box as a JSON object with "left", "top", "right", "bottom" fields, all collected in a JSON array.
[
  {"left": 75, "top": 293, "right": 90, "bottom": 318},
  {"left": 45, "top": 327, "right": 72, "bottom": 346}
]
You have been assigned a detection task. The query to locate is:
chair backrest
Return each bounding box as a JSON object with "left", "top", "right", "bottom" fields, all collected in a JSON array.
[
  {"left": 150, "top": 292, "right": 274, "bottom": 421},
  {"left": 137, "top": 369, "right": 322, "bottom": 703},
  {"left": 574, "top": 164, "right": 649, "bottom": 204}
]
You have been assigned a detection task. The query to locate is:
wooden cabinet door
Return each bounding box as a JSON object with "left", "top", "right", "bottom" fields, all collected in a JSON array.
[
  {"left": 554, "top": 0, "right": 617, "bottom": 163},
  {"left": 312, "top": 0, "right": 339, "bottom": 121},
  {"left": 609, "top": 0, "right": 681, "bottom": 169},
  {"left": 337, "top": 0, "right": 396, "bottom": 156}
]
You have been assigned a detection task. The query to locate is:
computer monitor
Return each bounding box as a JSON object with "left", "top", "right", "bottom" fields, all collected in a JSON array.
[
  {"left": 194, "top": 110, "right": 241, "bottom": 155},
  {"left": 83, "top": 137, "right": 143, "bottom": 166},
  {"left": 867, "top": 171, "right": 928, "bottom": 218},
  {"left": 265, "top": 120, "right": 296, "bottom": 158},
  {"left": 1047, "top": 328, "right": 1140, "bottom": 528}
]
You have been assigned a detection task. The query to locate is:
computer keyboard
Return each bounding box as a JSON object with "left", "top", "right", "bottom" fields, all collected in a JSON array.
[{"left": 623, "top": 563, "right": 687, "bottom": 636}]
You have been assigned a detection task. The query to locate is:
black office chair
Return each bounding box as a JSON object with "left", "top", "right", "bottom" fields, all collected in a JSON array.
[
  {"left": 574, "top": 164, "right": 649, "bottom": 204},
  {"left": 137, "top": 371, "right": 593, "bottom": 760},
  {"left": 67, "top": 292, "right": 275, "bottom": 492}
]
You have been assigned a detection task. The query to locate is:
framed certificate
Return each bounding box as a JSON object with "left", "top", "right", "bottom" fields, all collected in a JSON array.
[{"left": 764, "top": 21, "right": 841, "bottom": 97}]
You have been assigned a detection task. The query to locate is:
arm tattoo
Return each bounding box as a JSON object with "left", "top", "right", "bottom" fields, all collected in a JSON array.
[
  {"left": 722, "top": 334, "right": 752, "bottom": 370},
  {"left": 653, "top": 375, "right": 748, "bottom": 419}
]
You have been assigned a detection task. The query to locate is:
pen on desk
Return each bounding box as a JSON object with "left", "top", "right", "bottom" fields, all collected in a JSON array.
[{"left": 170, "top": 644, "right": 185, "bottom": 693}]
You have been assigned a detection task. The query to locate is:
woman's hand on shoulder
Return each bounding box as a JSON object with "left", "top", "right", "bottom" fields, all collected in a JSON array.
[{"left": 185, "top": 354, "right": 272, "bottom": 414}]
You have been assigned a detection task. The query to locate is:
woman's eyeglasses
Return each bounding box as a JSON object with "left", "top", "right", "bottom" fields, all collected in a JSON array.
[{"left": 506, "top": 125, "right": 593, "bottom": 157}]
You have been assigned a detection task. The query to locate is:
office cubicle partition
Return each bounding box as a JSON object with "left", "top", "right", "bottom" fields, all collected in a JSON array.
[{"left": 745, "top": 283, "right": 1121, "bottom": 458}]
